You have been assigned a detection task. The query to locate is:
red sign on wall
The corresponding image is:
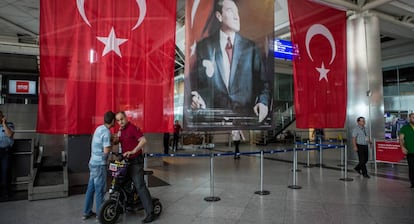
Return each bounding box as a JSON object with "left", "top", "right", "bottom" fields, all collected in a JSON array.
[
  {"left": 375, "top": 140, "right": 405, "bottom": 163},
  {"left": 16, "top": 81, "right": 29, "bottom": 93}
]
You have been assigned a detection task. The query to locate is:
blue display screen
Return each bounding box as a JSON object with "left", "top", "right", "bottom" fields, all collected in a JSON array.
[{"left": 274, "top": 39, "right": 295, "bottom": 60}]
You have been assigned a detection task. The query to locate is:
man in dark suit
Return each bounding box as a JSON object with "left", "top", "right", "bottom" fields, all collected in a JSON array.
[{"left": 190, "top": 0, "right": 270, "bottom": 122}]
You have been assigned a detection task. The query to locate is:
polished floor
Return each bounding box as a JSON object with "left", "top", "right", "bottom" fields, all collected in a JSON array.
[{"left": 0, "top": 143, "right": 413, "bottom": 224}]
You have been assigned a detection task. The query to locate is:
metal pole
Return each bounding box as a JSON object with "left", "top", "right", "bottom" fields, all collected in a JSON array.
[
  {"left": 144, "top": 153, "right": 148, "bottom": 186},
  {"left": 338, "top": 139, "right": 344, "bottom": 167},
  {"left": 318, "top": 138, "right": 323, "bottom": 167},
  {"left": 288, "top": 144, "right": 302, "bottom": 189},
  {"left": 374, "top": 138, "right": 377, "bottom": 174},
  {"left": 255, "top": 150, "right": 270, "bottom": 195},
  {"left": 340, "top": 145, "right": 353, "bottom": 181},
  {"left": 304, "top": 140, "right": 312, "bottom": 168},
  {"left": 204, "top": 153, "right": 220, "bottom": 201}
]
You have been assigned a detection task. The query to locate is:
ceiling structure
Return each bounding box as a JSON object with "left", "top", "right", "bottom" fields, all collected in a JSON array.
[{"left": 0, "top": 0, "right": 413, "bottom": 73}]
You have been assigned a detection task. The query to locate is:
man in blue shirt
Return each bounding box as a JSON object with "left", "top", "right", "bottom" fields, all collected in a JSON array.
[
  {"left": 0, "top": 111, "right": 14, "bottom": 200},
  {"left": 83, "top": 111, "right": 115, "bottom": 220}
]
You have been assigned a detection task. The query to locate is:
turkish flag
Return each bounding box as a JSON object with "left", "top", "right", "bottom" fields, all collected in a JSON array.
[
  {"left": 288, "top": 0, "right": 347, "bottom": 128},
  {"left": 38, "top": 0, "right": 176, "bottom": 134}
]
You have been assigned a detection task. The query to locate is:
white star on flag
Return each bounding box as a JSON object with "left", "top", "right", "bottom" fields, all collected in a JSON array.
[
  {"left": 97, "top": 27, "right": 128, "bottom": 57},
  {"left": 316, "top": 62, "right": 330, "bottom": 81}
]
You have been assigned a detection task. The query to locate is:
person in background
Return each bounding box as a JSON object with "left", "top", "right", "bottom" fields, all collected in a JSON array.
[
  {"left": 231, "top": 130, "right": 245, "bottom": 159},
  {"left": 399, "top": 112, "right": 414, "bottom": 189},
  {"left": 173, "top": 120, "right": 182, "bottom": 151},
  {"left": 0, "top": 111, "right": 14, "bottom": 201},
  {"left": 115, "top": 112, "right": 154, "bottom": 223},
  {"left": 312, "top": 128, "right": 325, "bottom": 143},
  {"left": 352, "top": 117, "right": 371, "bottom": 178},
  {"left": 83, "top": 111, "right": 115, "bottom": 220},
  {"left": 163, "top": 132, "right": 170, "bottom": 154}
]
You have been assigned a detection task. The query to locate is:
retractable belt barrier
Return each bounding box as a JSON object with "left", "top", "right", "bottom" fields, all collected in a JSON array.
[{"left": 144, "top": 141, "right": 349, "bottom": 202}]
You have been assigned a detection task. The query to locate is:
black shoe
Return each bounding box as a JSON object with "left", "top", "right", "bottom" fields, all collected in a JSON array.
[
  {"left": 353, "top": 167, "right": 361, "bottom": 175},
  {"left": 363, "top": 174, "right": 370, "bottom": 178},
  {"left": 142, "top": 213, "right": 154, "bottom": 223},
  {"left": 410, "top": 185, "right": 414, "bottom": 189}
]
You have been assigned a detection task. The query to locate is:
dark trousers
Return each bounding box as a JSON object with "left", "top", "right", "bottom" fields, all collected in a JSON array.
[
  {"left": 163, "top": 133, "right": 170, "bottom": 154},
  {"left": 407, "top": 153, "right": 414, "bottom": 186},
  {"left": 355, "top": 144, "right": 369, "bottom": 175},
  {"left": 0, "top": 149, "right": 10, "bottom": 196},
  {"left": 173, "top": 134, "right": 179, "bottom": 150},
  {"left": 128, "top": 156, "right": 153, "bottom": 215},
  {"left": 233, "top": 140, "right": 240, "bottom": 155}
]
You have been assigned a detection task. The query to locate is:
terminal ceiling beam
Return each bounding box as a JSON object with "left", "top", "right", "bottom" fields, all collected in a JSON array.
[{"left": 0, "top": 16, "right": 37, "bottom": 37}]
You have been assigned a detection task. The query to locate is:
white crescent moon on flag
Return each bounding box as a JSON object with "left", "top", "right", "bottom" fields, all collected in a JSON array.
[
  {"left": 131, "top": 0, "right": 147, "bottom": 31},
  {"left": 76, "top": 0, "right": 91, "bottom": 27},
  {"left": 76, "top": 0, "right": 146, "bottom": 30},
  {"left": 305, "top": 24, "right": 336, "bottom": 65}
]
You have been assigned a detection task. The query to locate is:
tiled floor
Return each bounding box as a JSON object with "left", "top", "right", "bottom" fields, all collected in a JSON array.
[{"left": 0, "top": 143, "right": 413, "bottom": 224}]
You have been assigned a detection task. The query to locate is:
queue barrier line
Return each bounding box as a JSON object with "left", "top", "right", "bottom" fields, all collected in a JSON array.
[{"left": 144, "top": 141, "right": 349, "bottom": 201}]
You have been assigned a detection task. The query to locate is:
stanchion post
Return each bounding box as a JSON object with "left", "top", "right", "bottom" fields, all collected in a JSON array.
[
  {"left": 288, "top": 144, "right": 302, "bottom": 189},
  {"left": 255, "top": 150, "right": 270, "bottom": 195},
  {"left": 318, "top": 138, "right": 324, "bottom": 167},
  {"left": 339, "top": 145, "right": 353, "bottom": 182},
  {"left": 204, "top": 153, "right": 221, "bottom": 202},
  {"left": 144, "top": 153, "right": 149, "bottom": 186},
  {"left": 304, "top": 140, "right": 312, "bottom": 168},
  {"left": 338, "top": 139, "right": 344, "bottom": 167}
]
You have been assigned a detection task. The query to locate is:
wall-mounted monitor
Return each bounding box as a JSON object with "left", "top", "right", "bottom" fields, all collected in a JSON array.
[
  {"left": 274, "top": 39, "right": 296, "bottom": 60},
  {"left": 8, "top": 80, "right": 37, "bottom": 95},
  {"left": 1, "top": 73, "right": 38, "bottom": 101}
]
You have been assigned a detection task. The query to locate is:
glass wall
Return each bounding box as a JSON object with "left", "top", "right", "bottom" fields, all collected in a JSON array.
[{"left": 383, "top": 64, "right": 414, "bottom": 139}]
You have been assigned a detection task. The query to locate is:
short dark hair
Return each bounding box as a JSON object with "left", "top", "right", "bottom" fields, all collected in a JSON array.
[
  {"left": 214, "top": 0, "right": 237, "bottom": 14},
  {"left": 104, "top": 111, "right": 115, "bottom": 124},
  {"left": 357, "top": 116, "right": 365, "bottom": 122}
]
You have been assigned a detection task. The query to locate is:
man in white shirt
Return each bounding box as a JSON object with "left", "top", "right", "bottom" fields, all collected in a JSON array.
[{"left": 231, "top": 130, "right": 245, "bottom": 159}]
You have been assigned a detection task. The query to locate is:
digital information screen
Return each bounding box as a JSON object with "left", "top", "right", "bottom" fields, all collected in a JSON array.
[
  {"left": 8, "top": 80, "right": 37, "bottom": 95},
  {"left": 274, "top": 39, "right": 296, "bottom": 60}
]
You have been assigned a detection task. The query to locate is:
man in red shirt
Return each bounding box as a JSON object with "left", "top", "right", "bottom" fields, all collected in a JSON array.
[{"left": 115, "top": 111, "right": 154, "bottom": 223}]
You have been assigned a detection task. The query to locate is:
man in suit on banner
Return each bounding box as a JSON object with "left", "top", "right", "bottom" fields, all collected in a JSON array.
[{"left": 190, "top": 0, "right": 270, "bottom": 123}]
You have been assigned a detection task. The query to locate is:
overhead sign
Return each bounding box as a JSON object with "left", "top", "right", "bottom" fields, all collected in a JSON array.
[{"left": 274, "top": 39, "right": 296, "bottom": 60}]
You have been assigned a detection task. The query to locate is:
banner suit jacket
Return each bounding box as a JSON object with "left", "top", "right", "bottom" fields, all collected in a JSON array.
[{"left": 190, "top": 32, "right": 270, "bottom": 116}]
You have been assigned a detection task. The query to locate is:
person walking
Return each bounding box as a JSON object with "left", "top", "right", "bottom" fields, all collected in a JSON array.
[
  {"left": 173, "top": 120, "right": 182, "bottom": 151},
  {"left": 352, "top": 117, "right": 371, "bottom": 178},
  {"left": 399, "top": 112, "right": 414, "bottom": 189},
  {"left": 231, "top": 130, "right": 245, "bottom": 159}
]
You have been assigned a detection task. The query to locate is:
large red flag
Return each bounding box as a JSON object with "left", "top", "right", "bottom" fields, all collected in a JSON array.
[
  {"left": 38, "top": 0, "right": 176, "bottom": 134},
  {"left": 288, "top": 0, "right": 347, "bottom": 128}
]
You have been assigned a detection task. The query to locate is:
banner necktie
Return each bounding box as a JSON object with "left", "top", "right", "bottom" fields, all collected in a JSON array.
[{"left": 225, "top": 37, "right": 233, "bottom": 64}]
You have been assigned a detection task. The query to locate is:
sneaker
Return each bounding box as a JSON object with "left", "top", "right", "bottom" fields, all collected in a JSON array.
[{"left": 82, "top": 212, "right": 96, "bottom": 220}]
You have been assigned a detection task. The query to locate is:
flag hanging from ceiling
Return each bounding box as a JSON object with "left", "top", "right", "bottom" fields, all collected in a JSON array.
[
  {"left": 288, "top": 0, "right": 347, "bottom": 128},
  {"left": 38, "top": 0, "right": 176, "bottom": 134}
]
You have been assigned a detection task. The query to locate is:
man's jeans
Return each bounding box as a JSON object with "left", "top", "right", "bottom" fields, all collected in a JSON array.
[{"left": 83, "top": 164, "right": 107, "bottom": 216}]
